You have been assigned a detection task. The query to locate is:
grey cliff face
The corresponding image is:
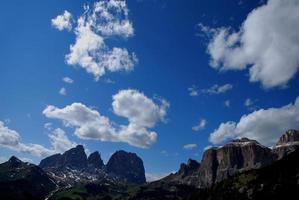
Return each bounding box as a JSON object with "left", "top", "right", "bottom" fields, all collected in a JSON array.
[
  {"left": 107, "top": 150, "right": 146, "bottom": 184},
  {"left": 164, "top": 137, "right": 276, "bottom": 188},
  {"left": 273, "top": 129, "right": 299, "bottom": 159}
]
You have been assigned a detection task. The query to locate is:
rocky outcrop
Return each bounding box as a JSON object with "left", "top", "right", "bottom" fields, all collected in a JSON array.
[
  {"left": 0, "top": 156, "right": 56, "bottom": 200},
  {"left": 178, "top": 159, "right": 200, "bottom": 178},
  {"left": 39, "top": 154, "right": 62, "bottom": 169},
  {"left": 273, "top": 129, "right": 299, "bottom": 159},
  {"left": 107, "top": 150, "right": 146, "bottom": 184},
  {"left": 164, "top": 137, "right": 276, "bottom": 188},
  {"left": 87, "top": 151, "right": 104, "bottom": 169},
  {"left": 39, "top": 145, "right": 87, "bottom": 170},
  {"left": 39, "top": 146, "right": 146, "bottom": 185},
  {"left": 200, "top": 138, "right": 275, "bottom": 187}
]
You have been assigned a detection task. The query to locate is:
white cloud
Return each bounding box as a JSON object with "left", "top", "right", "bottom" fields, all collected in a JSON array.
[
  {"left": 192, "top": 119, "right": 207, "bottom": 131},
  {"left": 49, "top": 128, "right": 77, "bottom": 153},
  {"left": 183, "top": 143, "right": 197, "bottom": 150},
  {"left": 62, "top": 76, "right": 74, "bottom": 84},
  {"left": 51, "top": 10, "right": 72, "bottom": 31},
  {"left": 0, "top": 121, "right": 53, "bottom": 157},
  {"left": 43, "top": 89, "right": 169, "bottom": 148},
  {"left": 188, "top": 85, "right": 199, "bottom": 96},
  {"left": 224, "top": 100, "right": 230, "bottom": 107},
  {"left": 209, "top": 97, "right": 299, "bottom": 146},
  {"left": 54, "top": 0, "right": 137, "bottom": 80},
  {"left": 43, "top": 102, "right": 117, "bottom": 141},
  {"left": 202, "top": 0, "right": 299, "bottom": 88},
  {"left": 202, "top": 84, "right": 233, "bottom": 94},
  {"left": 0, "top": 121, "right": 78, "bottom": 157},
  {"left": 112, "top": 89, "right": 169, "bottom": 128},
  {"left": 44, "top": 122, "right": 53, "bottom": 131},
  {"left": 59, "top": 87, "right": 67, "bottom": 96}
]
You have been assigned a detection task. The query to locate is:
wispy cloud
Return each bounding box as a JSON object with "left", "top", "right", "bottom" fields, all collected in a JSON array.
[
  {"left": 183, "top": 143, "right": 197, "bottom": 150},
  {"left": 192, "top": 119, "right": 207, "bottom": 131}
]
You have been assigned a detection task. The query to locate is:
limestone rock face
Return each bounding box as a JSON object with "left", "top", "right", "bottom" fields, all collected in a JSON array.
[
  {"left": 107, "top": 150, "right": 146, "bottom": 184},
  {"left": 273, "top": 129, "right": 299, "bottom": 159},
  {"left": 164, "top": 138, "right": 276, "bottom": 188}
]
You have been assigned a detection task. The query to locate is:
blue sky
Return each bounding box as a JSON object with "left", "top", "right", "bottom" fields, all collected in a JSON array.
[{"left": 0, "top": 0, "right": 299, "bottom": 180}]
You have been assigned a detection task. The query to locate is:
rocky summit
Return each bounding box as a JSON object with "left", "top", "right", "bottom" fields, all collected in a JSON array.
[
  {"left": 273, "top": 129, "right": 299, "bottom": 159},
  {"left": 0, "top": 157, "right": 56, "bottom": 200},
  {"left": 107, "top": 150, "right": 146, "bottom": 184},
  {"left": 87, "top": 151, "right": 104, "bottom": 169},
  {"left": 39, "top": 145, "right": 88, "bottom": 170}
]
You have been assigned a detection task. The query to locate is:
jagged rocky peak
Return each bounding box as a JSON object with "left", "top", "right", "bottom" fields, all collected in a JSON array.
[
  {"left": 276, "top": 129, "right": 299, "bottom": 146},
  {"left": 8, "top": 156, "right": 22, "bottom": 164},
  {"left": 7, "top": 156, "right": 24, "bottom": 168},
  {"left": 88, "top": 151, "right": 104, "bottom": 168},
  {"left": 39, "top": 145, "right": 88, "bottom": 170},
  {"left": 273, "top": 129, "right": 299, "bottom": 159},
  {"left": 107, "top": 150, "right": 146, "bottom": 184},
  {"left": 177, "top": 159, "right": 200, "bottom": 179},
  {"left": 39, "top": 153, "right": 62, "bottom": 169},
  {"left": 61, "top": 145, "right": 88, "bottom": 169}
]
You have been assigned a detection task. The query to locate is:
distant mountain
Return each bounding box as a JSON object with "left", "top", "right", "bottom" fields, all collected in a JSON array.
[
  {"left": 39, "top": 145, "right": 146, "bottom": 185},
  {"left": 0, "top": 156, "right": 56, "bottom": 200},
  {"left": 107, "top": 150, "right": 146, "bottom": 184},
  {"left": 39, "top": 145, "right": 88, "bottom": 170}
]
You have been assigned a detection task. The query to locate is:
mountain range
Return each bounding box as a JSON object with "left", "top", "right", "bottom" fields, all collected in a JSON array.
[{"left": 0, "top": 129, "right": 298, "bottom": 200}]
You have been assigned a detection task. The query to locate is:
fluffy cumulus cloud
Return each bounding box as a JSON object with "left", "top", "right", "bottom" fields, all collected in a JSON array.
[
  {"left": 202, "top": 84, "right": 233, "bottom": 94},
  {"left": 192, "top": 119, "right": 207, "bottom": 131},
  {"left": 53, "top": 0, "right": 137, "bottom": 80},
  {"left": 202, "top": 0, "right": 299, "bottom": 88},
  {"left": 209, "top": 97, "right": 299, "bottom": 146},
  {"left": 43, "top": 89, "right": 169, "bottom": 148},
  {"left": 51, "top": 10, "right": 72, "bottom": 31}
]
